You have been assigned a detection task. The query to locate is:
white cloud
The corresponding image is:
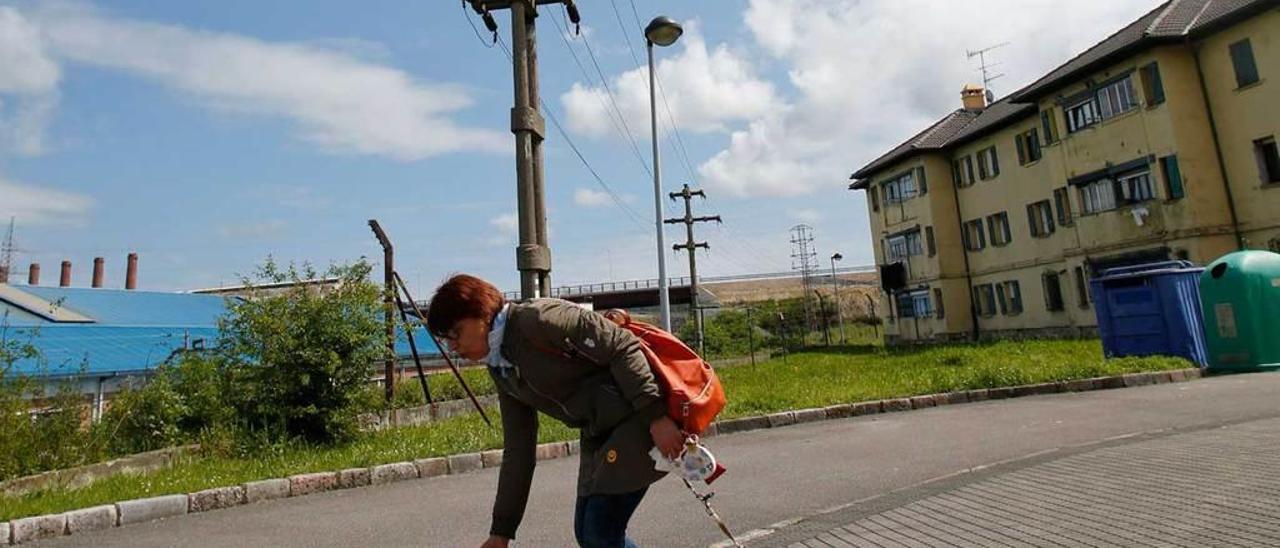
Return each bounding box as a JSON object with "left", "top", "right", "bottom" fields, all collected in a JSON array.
[
  {"left": 789, "top": 208, "right": 822, "bottom": 223},
  {"left": 0, "top": 174, "right": 93, "bottom": 226},
  {"left": 574, "top": 187, "right": 633, "bottom": 208},
  {"left": 216, "top": 219, "right": 287, "bottom": 240},
  {"left": 560, "top": 21, "right": 779, "bottom": 139},
  {"left": 485, "top": 213, "right": 518, "bottom": 247},
  {"left": 0, "top": 7, "right": 61, "bottom": 156},
  {"left": 698, "top": 0, "right": 1159, "bottom": 197},
  {"left": 8, "top": 4, "right": 506, "bottom": 160}
]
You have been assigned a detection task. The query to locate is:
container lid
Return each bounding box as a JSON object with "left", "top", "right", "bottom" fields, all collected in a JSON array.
[{"left": 1097, "top": 260, "right": 1204, "bottom": 282}]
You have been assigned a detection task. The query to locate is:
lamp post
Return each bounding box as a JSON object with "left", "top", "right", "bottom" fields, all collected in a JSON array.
[
  {"left": 646, "top": 15, "right": 682, "bottom": 331},
  {"left": 831, "top": 253, "right": 845, "bottom": 344}
]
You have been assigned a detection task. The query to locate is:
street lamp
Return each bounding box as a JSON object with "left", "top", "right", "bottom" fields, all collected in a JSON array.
[
  {"left": 646, "top": 15, "right": 682, "bottom": 331},
  {"left": 831, "top": 252, "right": 846, "bottom": 344}
]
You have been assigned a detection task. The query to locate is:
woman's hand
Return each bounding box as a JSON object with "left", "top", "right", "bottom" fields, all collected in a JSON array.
[
  {"left": 480, "top": 535, "right": 510, "bottom": 548},
  {"left": 650, "top": 416, "right": 684, "bottom": 460}
]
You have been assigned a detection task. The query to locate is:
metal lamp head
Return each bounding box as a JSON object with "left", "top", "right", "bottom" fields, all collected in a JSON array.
[
  {"left": 645, "top": 16, "right": 683, "bottom": 47},
  {"left": 832, "top": 253, "right": 844, "bottom": 261}
]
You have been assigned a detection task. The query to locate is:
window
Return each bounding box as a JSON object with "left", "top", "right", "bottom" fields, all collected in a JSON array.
[
  {"left": 953, "top": 156, "right": 976, "bottom": 188},
  {"left": 1080, "top": 179, "right": 1118, "bottom": 214},
  {"left": 1140, "top": 62, "right": 1165, "bottom": 106},
  {"left": 881, "top": 171, "right": 918, "bottom": 204},
  {"left": 915, "top": 166, "right": 929, "bottom": 195},
  {"left": 1230, "top": 39, "right": 1260, "bottom": 89},
  {"left": 868, "top": 187, "right": 880, "bottom": 212},
  {"left": 1054, "top": 187, "right": 1074, "bottom": 226},
  {"left": 977, "top": 146, "right": 1000, "bottom": 180},
  {"left": 887, "top": 231, "right": 924, "bottom": 262},
  {"left": 1074, "top": 266, "right": 1090, "bottom": 307},
  {"left": 996, "top": 280, "right": 1023, "bottom": 315},
  {"left": 896, "top": 290, "right": 933, "bottom": 319},
  {"left": 963, "top": 219, "right": 987, "bottom": 251},
  {"left": 1043, "top": 272, "right": 1065, "bottom": 312},
  {"left": 1016, "top": 128, "right": 1042, "bottom": 165},
  {"left": 987, "top": 212, "right": 1012, "bottom": 246},
  {"left": 1027, "top": 200, "right": 1055, "bottom": 238},
  {"left": 1040, "top": 110, "right": 1059, "bottom": 145},
  {"left": 1066, "top": 75, "right": 1139, "bottom": 133},
  {"left": 1118, "top": 170, "right": 1155, "bottom": 203},
  {"left": 925, "top": 226, "right": 937, "bottom": 257},
  {"left": 974, "top": 284, "right": 997, "bottom": 317},
  {"left": 1255, "top": 137, "right": 1280, "bottom": 184},
  {"left": 934, "top": 288, "right": 945, "bottom": 319},
  {"left": 1160, "top": 155, "right": 1185, "bottom": 199}
]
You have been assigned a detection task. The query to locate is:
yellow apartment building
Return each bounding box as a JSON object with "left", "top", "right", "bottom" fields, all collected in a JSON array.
[{"left": 848, "top": 0, "right": 1279, "bottom": 344}]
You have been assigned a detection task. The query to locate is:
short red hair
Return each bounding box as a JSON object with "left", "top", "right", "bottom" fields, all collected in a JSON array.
[{"left": 426, "top": 274, "right": 505, "bottom": 337}]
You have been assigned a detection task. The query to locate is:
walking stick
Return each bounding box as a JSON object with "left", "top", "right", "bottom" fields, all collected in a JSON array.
[
  {"left": 393, "top": 272, "right": 492, "bottom": 427},
  {"left": 392, "top": 288, "right": 434, "bottom": 405},
  {"left": 682, "top": 479, "right": 743, "bottom": 547}
]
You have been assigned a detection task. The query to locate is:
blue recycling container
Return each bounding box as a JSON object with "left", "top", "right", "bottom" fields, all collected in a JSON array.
[{"left": 1090, "top": 261, "right": 1208, "bottom": 366}]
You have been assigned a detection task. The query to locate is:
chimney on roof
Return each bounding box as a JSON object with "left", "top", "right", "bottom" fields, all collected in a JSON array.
[
  {"left": 60, "top": 261, "right": 72, "bottom": 287},
  {"left": 28, "top": 263, "right": 39, "bottom": 286},
  {"left": 962, "top": 84, "right": 987, "bottom": 110},
  {"left": 126, "top": 253, "right": 138, "bottom": 290},
  {"left": 92, "top": 257, "right": 105, "bottom": 288}
]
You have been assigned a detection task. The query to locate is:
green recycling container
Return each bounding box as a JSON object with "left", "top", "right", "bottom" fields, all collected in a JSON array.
[{"left": 1199, "top": 250, "right": 1280, "bottom": 372}]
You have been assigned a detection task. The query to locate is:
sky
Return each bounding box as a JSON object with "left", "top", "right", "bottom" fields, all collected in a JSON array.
[{"left": 0, "top": 0, "right": 1162, "bottom": 296}]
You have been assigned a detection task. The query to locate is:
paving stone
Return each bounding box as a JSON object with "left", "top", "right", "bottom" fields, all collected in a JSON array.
[
  {"left": 481, "top": 450, "right": 504, "bottom": 468},
  {"left": 1150, "top": 371, "right": 1175, "bottom": 384},
  {"left": 243, "top": 478, "right": 290, "bottom": 504},
  {"left": 288, "top": 472, "right": 338, "bottom": 496},
  {"left": 64, "top": 504, "right": 117, "bottom": 534},
  {"left": 908, "top": 395, "right": 936, "bottom": 409},
  {"left": 793, "top": 408, "right": 827, "bottom": 424},
  {"left": 1096, "top": 375, "right": 1126, "bottom": 389},
  {"left": 715, "top": 416, "right": 770, "bottom": 435},
  {"left": 767, "top": 412, "right": 797, "bottom": 428},
  {"left": 882, "top": 399, "right": 911, "bottom": 412},
  {"left": 187, "top": 486, "right": 245, "bottom": 513},
  {"left": 987, "top": 387, "right": 1015, "bottom": 399},
  {"left": 337, "top": 468, "right": 371, "bottom": 489},
  {"left": 116, "top": 494, "right": 188, "bottom": 525},
  {"left": 566, "top": 440, "right": 581, "bottom": 455},
  {"left": 370, "top": 463, "right": 418, "bottom": 486},
  {"left": 1065, "top": 379, "right": 1095, "bottom": 392},
  {"left": 1183, "top": 368, "right": 1203, "bottom": 379},
  {"left": 963, "top": 389, "right": 990, "bottom": 402},
  {"left": 938, "top": 392, "right": 969, "bottom": 405},
  {"left": 1168, "top": 369, "right": 1187, "bottom": 383},
  {"left": 1122, "top": 373, "right": 1154, "bottom": 387},
  {"left": 447, "top": 453, "right": 483, "bottom": 475},
  {"left": 10, "top": 514, "right": 65, "bottom": 544},
  {"left": 1015, "top": 382, "right": 1062, "bottom": 397},
  {"left": 415, "top": 457, "right": 450, "bottom": 477},
  {"left": 534, "top": 443, "right": 568, "bottom": 461},
  {"left": 823, "top": 404, "right": 856, "bottom": 419},
  {"left": 1, "top": 522, "right": 8, "bottom": 545},
  {"left": 851, "top": 401, "right": 883, "bottom": 416}
]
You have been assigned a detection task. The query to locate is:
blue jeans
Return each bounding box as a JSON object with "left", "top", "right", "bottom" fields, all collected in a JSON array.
[{"left": 573, "top": 487, "right": 649, "bottom": 548}]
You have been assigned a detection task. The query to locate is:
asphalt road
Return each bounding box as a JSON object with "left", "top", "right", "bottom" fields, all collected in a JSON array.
[{"left": 42, "top": 372, "right": 1280, "bottom": 548}]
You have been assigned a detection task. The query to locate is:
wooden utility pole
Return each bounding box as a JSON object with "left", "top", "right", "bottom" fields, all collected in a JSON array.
[
  {"left": 368, "top": 220, "right": 397, "bottom": 404},
  {"left": 468, "top": 0, "right": 580, "bottom": 300},
  {"left": 665, "top": 184, "right": 720, "bottom": 355}
]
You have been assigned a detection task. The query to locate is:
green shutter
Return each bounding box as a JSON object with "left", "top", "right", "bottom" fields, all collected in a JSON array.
[
  {"left": 1230, "top": 39, "right": 1260, "bottom": 88},
  {"left": 1016, "top": 135, "right": 1026, "bottom": 165},
  {"left": 916, "top": 167, "right": 928, "bottom": 195},
  {"left": 1142, "top": 62, "right": 1165, "bottom": 105},
  {"left": 1162, "top": 155, "right": 1185, "bottom": 199},
  {"left": 990, "top": 147, "right": 1000, "bottom": 176}
]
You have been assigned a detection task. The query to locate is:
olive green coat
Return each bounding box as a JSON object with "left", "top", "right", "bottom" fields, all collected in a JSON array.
[{"left": 488, "top": 299, "right": 667, "bottom": 540}]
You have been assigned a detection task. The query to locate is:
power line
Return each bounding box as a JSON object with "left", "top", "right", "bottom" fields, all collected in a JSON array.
[{"left": 576, "top": 23, "right": 653, "bottom": 179}]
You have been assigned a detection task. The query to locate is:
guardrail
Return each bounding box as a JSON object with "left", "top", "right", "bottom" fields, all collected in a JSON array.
[{"left": 498, "top": 265, "right": 875, "bottom": 300}]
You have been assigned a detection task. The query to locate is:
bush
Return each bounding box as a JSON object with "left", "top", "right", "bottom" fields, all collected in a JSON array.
[
  {"left": 95, "top": 374, "right": 185, "bottom": 455},
  {"left": 217, "top": 259, "right": 384, "bottom": 445}
]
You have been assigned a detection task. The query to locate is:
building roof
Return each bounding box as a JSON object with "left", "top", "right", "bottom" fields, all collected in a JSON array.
[
  {"left": 849, "top": 110, "right": 980, "bottom": 184},
  {"left": 1, "top": 285, "right": 438, "bottom": 378}
]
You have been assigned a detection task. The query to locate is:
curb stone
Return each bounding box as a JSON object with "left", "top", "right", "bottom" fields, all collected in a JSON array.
[
  {"left": 337, "top": 468, "right": 371, "bottom": 489},
  {"left": 369, "top": 463, "right": 418, "bottom": 486},
  {"left": 64, "top": 505, "right": 116, "bottom": 534},
  {"left": 2, "top": 368, "right": 1202, "bottom": 544},
  {"left": 10, "top": 514, "right": 65, "bottom": 544},
  {"left": 116, "top": 495, "right": 187, "bottom": 525},
  {"left": 414, "top": 458, "right": 449, "bottom": 478},
  {"left": 447, "top": 453, "right": 483, "bottom": 475},
  {"left": 243, "top": 478, "right": 289, "bottom": 504},
  {"left": 188, "top": 487, "right": 245, "bottom": 513}
]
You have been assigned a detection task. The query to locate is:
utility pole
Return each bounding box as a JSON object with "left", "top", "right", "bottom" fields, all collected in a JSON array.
[
  {"left": 1, "top": 217, "right": 16, "bottom": 284},
  {"left": 368, "top": 220, "right": 397, "bottom": 404},
  {"left": 467, "top": 0, "right": 581, "bottom": 301},
  {"left": 665, "top": 184, "right": 720, "bottom": 355},
  {"left": 790, "top": 224, "right": 818, "bottom": 345}
]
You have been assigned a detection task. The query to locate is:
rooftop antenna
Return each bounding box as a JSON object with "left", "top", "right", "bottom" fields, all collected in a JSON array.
[
  {"left": 1, "top": 217, "right": 17, "bottom": 284},
  {"left": 967, "top": 42, "right": 1010, "bottom": 102}
]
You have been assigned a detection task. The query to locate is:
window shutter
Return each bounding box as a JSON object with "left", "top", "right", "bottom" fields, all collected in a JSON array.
[
  {"left": 996, "top": 283, "right": 1008, "bottom": 315},
  {"left": 1230, "top": 39, "right": 1260, "bottom": 88},
  {"left": 1027, "top": 204, "right": 1038, "bottom": 237},
  {"left": 934, "top": 288, "right": 945, "bottom": 319},
  {"left": 962, "top": 224, "right": 971, "bottom": 250},
  {"left": 916, "top": 167, "right": 928, "bottom": 195},
  {"left": 1141, "top": 62, "right": 1165, "bottom": 105},
  {"left": 1054, "top": 189, "right": 1066, "bottom": 226},
  {"left": 977, "top": 221, "right": 986, "bottom": 249},
  {"left": 990, "top": 147, "right": 1000, "bottom": 176},
  {"left": 1162, "top": 156, "right": 1185, "bottom": 199},
  {"left": 1045, "top": 202, "right": 1055, "bottom": 233},
  {"left": 926, "top": 226, "right": 936, "bottom": 257},
  {"left": 965, "top": 156, "right": 975, "bottom": 183},
  {"left": 1016, "top": 135, "right": 1026, "bottom": 165}
]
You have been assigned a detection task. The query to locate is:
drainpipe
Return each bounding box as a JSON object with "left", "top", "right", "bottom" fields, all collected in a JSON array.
[
  {"left": 1192, "top": 39, "right": 1245, "bottom": 250},
  {"left": 950, "top": 178, "right": 981, "bottom": 341}
]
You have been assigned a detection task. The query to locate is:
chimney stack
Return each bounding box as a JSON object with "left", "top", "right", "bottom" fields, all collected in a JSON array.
[
  {"left": 962, "top": 84, "right": 987, "bottom": 110},
  {"left": 125, "top": 253, "right": 138, "bottom": 290},
  {"left": 28, "top": 263, "right": 40, "bottom": 286},
  {"left": 92, "top": 257, "right": 105, "bottom": 288},
  {"left": 60, "top": 261, "right": 72, "bottom": 287}
]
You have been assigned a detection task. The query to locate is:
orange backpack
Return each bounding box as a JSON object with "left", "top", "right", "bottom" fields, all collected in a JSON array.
[{"left": 603, "top": 310, "right": 726, "bottom": 435}]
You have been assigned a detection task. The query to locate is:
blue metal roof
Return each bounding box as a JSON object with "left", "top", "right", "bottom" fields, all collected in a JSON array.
[{"left": 2, "top": 285, "right": 439, "bottom": 378}]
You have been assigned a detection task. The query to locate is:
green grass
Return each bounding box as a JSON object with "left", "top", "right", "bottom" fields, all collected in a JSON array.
[{"left": 0, "top": 338, "right": 1190, "bottom": 520}]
